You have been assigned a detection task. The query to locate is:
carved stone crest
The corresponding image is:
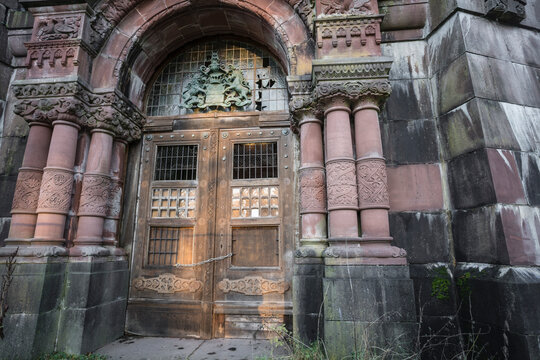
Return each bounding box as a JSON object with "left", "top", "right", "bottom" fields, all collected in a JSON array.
[
  {"left": 133, "top": 274, "right": 202, "bottom": 294},
  {"left": 218, "top": 276, "right": 290, "bottom": 295},
  {"left": 181, "top": 52, "right": 251, "bottom": 111}
]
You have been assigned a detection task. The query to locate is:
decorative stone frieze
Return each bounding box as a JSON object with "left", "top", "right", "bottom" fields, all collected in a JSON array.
[
  {"left": 315, "top": 15, "right": 383, "bottom": 49},
  {"left": 300, "top": 167, "right": 327, "bottom": 214},
  {"left": 326, "top": 159, "right": 358, "bottom": 210},
  {"left": 36, "top": 16, "right": 82, "bottom": 41},
  {"left": 78, "top": 174, "right": 111, "bottom": 217},
  {"left": 318, "top": 0, "right": 377, "bottom": 16},
  {"left": 37, "top": 167, "right": 74, "bottom": 214},
  {"left": 11, "top": 168, "right": 43, "bottom": 214},
  {"left": 133, "top": 274, "right": 203, "bottom": 294},
  {"left": 356, "top": 158, "right": 389, "bottom": 209},
  {"left": 313, "top": 57, "right": 392, "bottom": 81},
  {"left": 25, "top": 40, "right": 79, "bottom": 68},
  {"left": 12, "top": 80, "right": 144, "bottom": 142},
  {"left": 288, "top": 75, "right": 315, "bottom": 117},
  {"left": 218, "top": 277, "right": 290, "bottom": 295}
]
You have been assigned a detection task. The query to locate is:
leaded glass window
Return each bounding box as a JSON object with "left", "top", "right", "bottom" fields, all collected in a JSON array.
[{"left": 146, "top": 40, "right": 288, "bottom": 116}]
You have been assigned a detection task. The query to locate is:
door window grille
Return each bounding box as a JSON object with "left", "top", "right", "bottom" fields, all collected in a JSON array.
[
  {"left": 233, "top": 142, "right": 278, "bottom": 179},
  {"left": 147, "top": 227, "right": 194, "bottom": 266},
  {"left": 154, "top": 145, "right": 198, "bottom": 181}
]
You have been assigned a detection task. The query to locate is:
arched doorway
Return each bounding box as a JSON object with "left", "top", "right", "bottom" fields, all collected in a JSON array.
[{"left": 126, "top": 39, "right": 296, "bottom": 339}]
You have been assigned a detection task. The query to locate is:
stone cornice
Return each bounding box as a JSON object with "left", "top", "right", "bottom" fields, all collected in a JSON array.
[
  {"left": 12, "top": 80, "right": 144, "bottom": 142},
  {"left": 312, "top": 57, "right": 392, "bottom": 81}
]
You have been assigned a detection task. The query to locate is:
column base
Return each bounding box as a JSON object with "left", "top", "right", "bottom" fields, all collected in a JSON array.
[
  {"left": 104, "top": 246, "right": 127, "bottom": 257},
  {"left": 323, "top": 264, "right": 417, "bottom": 359},
  {"left": 324, "top": 237, "right": 407, "bottom": 265},
  {"left": 0, "top": 245, "right": 68, "bottom": 257},
  {"left": 69, "top": 246, "right": 110, "bottom": 257},
  {"left": 295, "top": 240, "right": 328, "bottom": 258}
]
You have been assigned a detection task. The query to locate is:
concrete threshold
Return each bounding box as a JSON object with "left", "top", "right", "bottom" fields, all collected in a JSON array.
[{"left": 96, "top": 337, "right": 288, "bottom": 360}]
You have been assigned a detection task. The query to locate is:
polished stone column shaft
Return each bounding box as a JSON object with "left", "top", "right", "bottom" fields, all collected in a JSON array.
[
  {"left": 298, "top": 116, "right": 328, "bottom": 256},
  {"left": 7, "top": 122, "right": 52, "bottom": 244},
  {"left": 324, "top": 98, "right": 359, "bottom": 241},
  {"left": 70, "top": 129, "right": 114, "bottom": 256},
  {"left": 33, "top": 120, "right": 80, "bottom": 253},
  {"left": 103, "top": 138, "right": 127, "bottom": 256}
]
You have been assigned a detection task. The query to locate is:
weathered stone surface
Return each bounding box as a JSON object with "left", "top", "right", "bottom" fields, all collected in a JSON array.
[
  {"left": 455, "top": 264, "right": 540, "bottom": 359},
  {"left": 0, "top": 136, "right": 27, "bottom": 176},
  {"left": 381, "top": 79, "right": 433, "bottom": 121},
  {"left": 447, "top": 149, "right": 497, "bottom": 209},
  {"left": 452, "top": 206, "right": 509, "bottom": 264},
  {"left": 381, "top": 41, "right": 428, "bottom": 80},
  {"left": 515, "top": 152, "right": 540, "bottom": 206},
  {"left": 499, "top": 205, "right": 540, "bottom": 266},
  {"left": 435, "top": 53, "right": 474, "bottom": 115},
  {"left": 486, "top": 149, "right": 527, "bottom": 205},
  {"left": 390, "top": 212, "right": 450, "bottom": 263},
  {"left": 381, "top": 119, "right": 439, "bottom": 164},
  {"left": 427, "top": 14, "right": 465, "bottom": 77},
  {"left": 428, "top": 0, "right": 484, "bottom": 31},
  {"left": 0, "top": 175, "right": 17, "bottom": 218},
  {"left": 293, "top": 261, "right": 324, "bottom": 343},
  {"left": 387, "top": 164, "right": 443, "bottom": 211}
]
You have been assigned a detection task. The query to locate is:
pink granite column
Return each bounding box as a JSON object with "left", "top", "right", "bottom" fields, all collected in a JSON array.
[
  {"left": 353, "top": 101, "right": 406, "bottom": 264},
  {"left": 103, "top": 138, "right": 127, "bottom": 256},
  {"left": 32, "top": 120, "right": 80, "bottom": 254},
  {"left": 6, "top": 122, "right": 52, "bottom": 245},
  {"left": 70, "top": 129, "right": 114, "bottom": 256},
  {"left": 324, "top": 98, "right": 359, "bottom": 242},
  {"left": 299, "top": 115, "right": 327, "bottom": 257}
]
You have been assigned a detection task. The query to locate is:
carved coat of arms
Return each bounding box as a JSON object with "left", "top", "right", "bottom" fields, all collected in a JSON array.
[{"left": 182, "top": 52, "right": 252, "bottom": 111}]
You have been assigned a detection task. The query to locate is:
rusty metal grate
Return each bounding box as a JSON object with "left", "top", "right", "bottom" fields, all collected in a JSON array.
[
  {"left": 154, "top": 145, "right": 198, "bottom": 181},
  {"left": 147, "top": 227, "right": 193, "bottom": 266},
  {"left": 233, "top": 142, "right": 278, "bottom": 179}
]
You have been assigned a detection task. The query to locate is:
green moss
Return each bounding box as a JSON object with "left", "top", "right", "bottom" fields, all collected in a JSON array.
[
  {"left": 36, "top": 353, "right": 107, "bottom": 360},
  {"left": 431, "top": 267, "right": 451, "bottom": 301}
]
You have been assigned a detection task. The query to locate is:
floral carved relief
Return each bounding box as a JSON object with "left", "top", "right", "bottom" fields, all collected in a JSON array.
[
  {"left": 37, "top": 169, "right": 74, "bottom": 213},
  {"left": 78, "top": 174, "right": 111, "bottom": 217},
  {"left": 11, "top": 170, "right": 43, "bottom": 212},
  {"left": 133, "top": 274, "right": 202, "bottom": 294},
  {"left": 300, "top": 168, "right": 327, "bottom": 213},
  {"left": 218, "top": 277, "right": 290, "bottom": 296},
  {"left": 107, "top": 180, "right": 123, "bottom": 219},
  {"left": 356, "top": 159, "right": 389, "bottom": 209},
  {"left": 326, "top": 160, "right": 358, "bottom": 210},
  {"left": 320, "top": 0, "right": 375, "bottom": 15}
]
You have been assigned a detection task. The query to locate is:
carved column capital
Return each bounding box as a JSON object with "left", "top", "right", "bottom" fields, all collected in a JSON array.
[{"left": 12, "top": 80, "right": 144, "bottom": 142}]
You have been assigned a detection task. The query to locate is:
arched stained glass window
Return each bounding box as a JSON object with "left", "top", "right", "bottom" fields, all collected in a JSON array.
[{"left": 146, "top": 40, "right": 289, "bottom": 116}]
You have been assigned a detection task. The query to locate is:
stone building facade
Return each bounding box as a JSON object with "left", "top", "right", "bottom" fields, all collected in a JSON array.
[{"left": 0, "top": 0, "right": 538, "bottom": 358}]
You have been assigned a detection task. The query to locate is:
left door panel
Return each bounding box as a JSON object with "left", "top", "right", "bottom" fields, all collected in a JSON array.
[{"left": 127, "top": 130, "right": 218, "bottom": 339}]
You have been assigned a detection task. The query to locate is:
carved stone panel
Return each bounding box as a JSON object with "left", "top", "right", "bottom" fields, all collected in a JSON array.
[
  {"left": 35, "top": 16, "right": 82, "bottom": 41},
  {"left": 356, "top": 158, "right": 389, "bottom": 209},
  {"left": 319, "top": 0, "right": 377, "bottom": 16},
  {"left": 218, "top": 277, "right": 290, "bottom": 295},
  {"left": 300, "top": 168, "right": 327, "bottom": 213},
  {"left": 37, "top": 168, "right": 74, "bottom": 214},
  {"left": 78, "top": 174, "right": 111, "bottom": 217},
  {"left": 133, "top": 274, "right": 203, "bottom": 294},
  {"left": 326, "top": 160, "right": 358, "bottom": 210},
  {"left": 107, "top": 180, "right": 123, "bottom": 219},
  {"left": 11, "top": 169, "right": 43, "bottom": 213}
]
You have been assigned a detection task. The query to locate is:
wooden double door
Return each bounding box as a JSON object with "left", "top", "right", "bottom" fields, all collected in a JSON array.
[{"left": 127, "top": 127, "right": 294, "bottom": 339}]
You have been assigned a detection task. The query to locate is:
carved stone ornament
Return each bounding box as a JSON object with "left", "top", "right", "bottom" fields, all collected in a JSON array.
[
  {"left": 312, "top": 58, "right": 392, "bottom": 81},
  {"left": 315, "top": 16, "right": 382, "bottom": 49},
  {"left": 300, "top": 168, "right": 327, "bottom": 213},
  {"left": 218, "top": 276, "right": 290, "bottom": 295},
  {"left": 314, "top": 80, "right": 391, "bottom": 103},
  {"left": 326, "top": 160, "right": 358, "bottom": 210},
  {"left": 319, "top": 0, "right": 376, "bottom": 16},
  {"left": 133, "top": 274, "right": 203, "bottom": 294},
  {"left": 12, "top": 81, "right": 144, "bottom": 142},
  {"left": 181, "top": 52, "right": 252, "bottom": 111},
  {"left": 11, "top": 169, "right": 43, "bottom": 213},
  {"left": 356, "top": 158, "right": 389, "bottom": 209},
  {"left": 78, "top": 174, "right": 111, "bottom": 217},
  {"left": 107, "top": 181, "right": 123, "bottom": 219},
  {"left": 36, "top": 16, "right": 82, "bottom": 41},
  {"left": 485, "top": 0, "right": 527, "bottom": 23},
  {"left": 25, "top": 40, "right": 79, "bottom": 68},
  {"left": 37, "top": 168, "right": 74, "bottom": 214}
]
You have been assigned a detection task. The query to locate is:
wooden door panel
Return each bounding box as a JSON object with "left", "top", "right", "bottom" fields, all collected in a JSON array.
[{"left": 213, "top": 128, "right": 294, "bottom": 338}]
